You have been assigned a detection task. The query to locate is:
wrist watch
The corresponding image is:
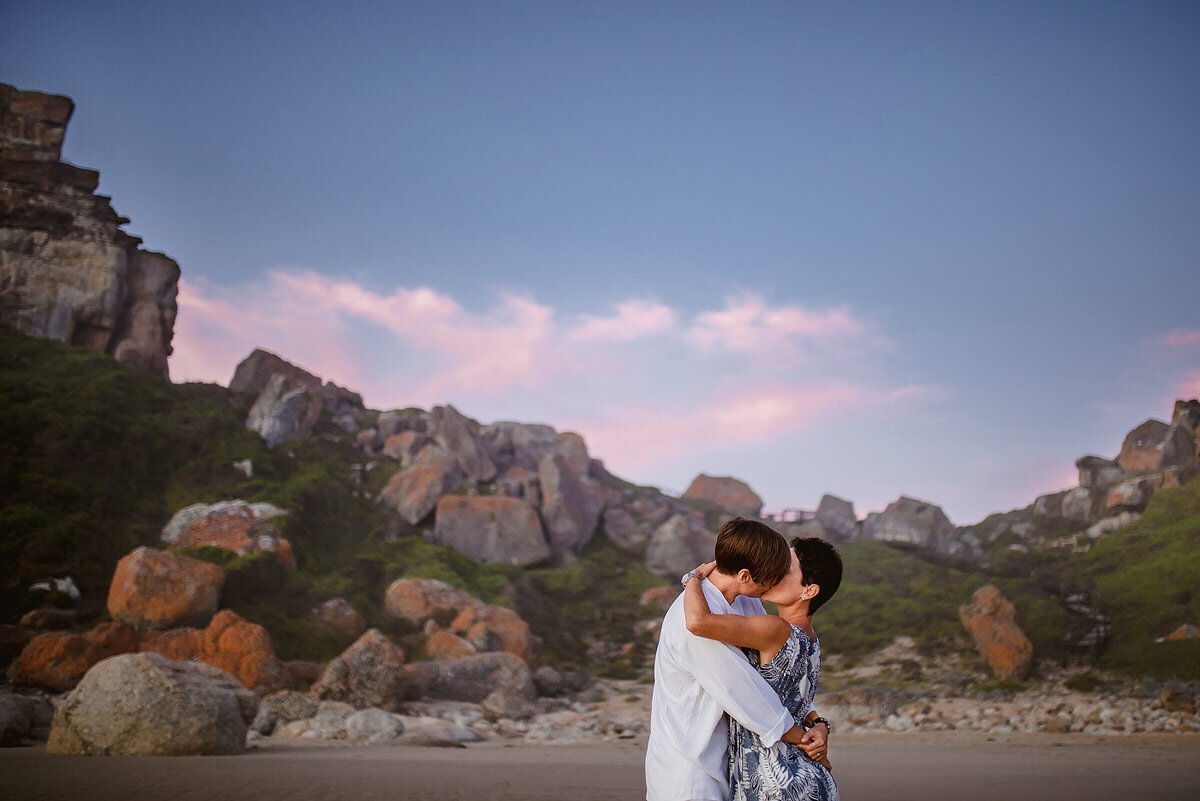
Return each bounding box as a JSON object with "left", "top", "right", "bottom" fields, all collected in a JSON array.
[{"left": 681, "top": 571, "right": 701, "bottom": 586}]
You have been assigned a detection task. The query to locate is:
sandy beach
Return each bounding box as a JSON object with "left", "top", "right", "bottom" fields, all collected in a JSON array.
[{"left": 2, "top": 732, "right": 1198, "bottom": 801}]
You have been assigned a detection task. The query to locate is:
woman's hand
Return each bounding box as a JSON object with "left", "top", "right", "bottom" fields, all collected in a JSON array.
[
  {"left": 690, "top": 560, "right": 717, "bottom": 579},
  {"left": 798, "top": 721, "right": 828, "bottom": 764}
]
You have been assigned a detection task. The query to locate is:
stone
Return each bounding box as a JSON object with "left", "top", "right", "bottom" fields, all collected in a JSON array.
[
  {"left": 815, "top": 494, "right": 858, "bottom": 540},
  {"left": 1165, "top": 623, "right": 1200, "bottom": 641},
  {"left": 345, "top": 707, "right": 405, "bottom": 743},
  {"left": 861, "top": 497, "right": 956, "bottom": 552},
  {"left": 106, "top": 546, "right": 225, "bottom": 630},
  {"left": 478, "top": 421, "right": 562, "bottom": 473},
  {"left": 959, "top": 585, "right": 1034, "bottom": 680},
  {"left": 682, "top": 474, "right": 764, "bottom": 517},
  {"left": 380, "top": 430, "right": 431, "bottom": 467},
  {"left": 379, "top": 445, "right": 464, "bottom": 524},
  {"left": 1061, "top": 487, "right": 1095, "bottom": 521},
  {"left": 261, "top": 689, "right": 318, "bottom": 723},
  {"left": 1085, "top": 511, "right": 1140, "bottom": 539},
  {"left": 376, "top": 408, "right": 430, "bottom": 438},
  {"left": 1, "top": 84, "right": 180, "bottom": 376},
  {"left": 305, "top": 700, "right": 356, "bottom": 739},
  {"left": 285, "top": 660, "right": 323, "bottom": 688},
  {"left": 46, "top": 652, "right": 258, "bottom": 756},
  {"left": 1105, "top": 475, "right": 1162, "bottom": 511},
  {"left": 1173, "top": 399, "right": 1200, "bottom": 434},
  {"left": 161, "top": 500, "right": 294, "bottom": 568},
  {"left": 309, "top": 629, "right": 410, "bottom": 711},
  {"left": 1118, "top": 419, "right": 1196, "bottom": 473},
  {"left": 1160, "top": 681, "right": 1196, "bottom": 712},
  {"left": 383, "top": 578, "right": 482, "bottom": 627},
  {"left": 138, "top": 609, "right": 289, "bottom": 695},
  {"left": 250, "top": 703, "right": 275, "bottom": 735},
  {"left": 396, "top": 715, "right": 484, "bottom": 747},
  {"left": 638, "top": 585, "right": 680, "bottom": 611},
  {"left": 430, "top": 404, "right": 496, "bottom": 483},
  {"left": 9, "top": 632, "right": 109, "bottom": 692},
  {"left": 538, "top": 453, "right": 603, "bottom": 559},
  {"left": 429, "top": 495, "right": 551, "bottom": 567},
  {"left": 602, "top": 505, "right": 654, "bottom": 550},
  {"left": 1032, "top": 492, "right": 1064, "bottom": 517},
  {"left": 229, "top": 348, "right": 321, "bottom": 396},
  {"left": 0, "top": 693, "right": 53, "bottom": 745},
  {"left": 1075, "top": 455, "right": 1125, "bottom": 488},
  {"left": 415, "top": 652, "right": 536, "bottom": 719},
  {"left": 246, "top": 373, "right": 323, "bottom": 448},
  {"left": 495, "top": 465, "right": 543, "bottom": 506},
  {"left": 311, "top": 598, "right": 365, "bottom": 641},
  {"left": 449, "top": 604, "right": 535, "bottom": 661},
  {"left": 82, "top": 621, "right": 142, "bottom": 656},
  {"left": 645, "top": 514, "right": 718, "bottom": 579},
  {"left": 425, "top": 630, "right": 477, "bottom": 661},
  {"left": 18, "top": 607, "right": 78, "bottom": 629},
  {"left": 532, "top": 666, "right": 563, "bottom": 697}
]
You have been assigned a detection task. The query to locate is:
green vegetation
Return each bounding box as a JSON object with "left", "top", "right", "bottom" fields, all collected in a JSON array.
[
  {"left": 1063, "top": 671, "right": 1102, "bottom": 692},
  {"left": 1083, "top": 475, "right": 1200, "bottom": 679},
  {"left": 817, "top": 539, "right": 1073, "bottom": 665}
]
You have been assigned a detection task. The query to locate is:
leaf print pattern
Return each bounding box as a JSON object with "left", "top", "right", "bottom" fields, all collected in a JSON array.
[{"left": 728, "top": 625, "right": 839, "bottom": 801}]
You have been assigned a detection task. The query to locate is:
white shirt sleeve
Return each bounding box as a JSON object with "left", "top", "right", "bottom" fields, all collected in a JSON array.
[{"left": 679, "top": 619, "right": 794, "bottom": 747}]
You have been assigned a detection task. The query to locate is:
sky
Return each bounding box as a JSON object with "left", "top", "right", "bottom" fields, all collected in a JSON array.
[{"left": 3, "top": 1, "right": 1198, "bottom": 524}]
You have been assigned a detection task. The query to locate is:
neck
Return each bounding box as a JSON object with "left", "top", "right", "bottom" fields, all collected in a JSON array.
[
  {"left": 775, "top": 599, "right": 816, "bottom": 638},
  {"left": 706, "top": 571, "right": 743, "bottom": 606}
]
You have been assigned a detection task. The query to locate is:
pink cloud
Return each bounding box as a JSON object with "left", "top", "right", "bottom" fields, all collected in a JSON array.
[
  {"left": 686, "top": 293, "right": 867, "bottom": 361},
  {"left": 1179, "top": 370, "right": 1200, "bottom": 399},
  {"left": 1159, "top": 329, "right": 1200, "bottom": 347},
  {"left": 568, "top": 300, "right": 677, "bottom": 342}
]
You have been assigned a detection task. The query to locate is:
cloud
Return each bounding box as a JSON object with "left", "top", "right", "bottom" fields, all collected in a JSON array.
[
  {"left": 567, "top": 300, "right": 677, "bottom": 342},
  {"left": 1159, "top": 329, "right": 1200, "bottom": 347},
  {"left": 685, "top": 293, "right": 870, "bottom": 362}
]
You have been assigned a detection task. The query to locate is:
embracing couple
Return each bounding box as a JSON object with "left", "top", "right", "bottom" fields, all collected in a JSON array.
[{"left": 646, "top": 517, "right": 842, "bottom": 801}]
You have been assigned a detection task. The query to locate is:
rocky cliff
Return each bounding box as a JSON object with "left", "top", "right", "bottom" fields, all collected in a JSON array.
[{"left": 0, "top": 83, "right": 179, "bottom": 375}]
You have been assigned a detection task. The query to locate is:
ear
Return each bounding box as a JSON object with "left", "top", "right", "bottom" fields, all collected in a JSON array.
[
  {"left": 801, "top": 582, "right": 820, "bottom": 602},
  {"left": 736, "top": 568, "right": 754, "bottom": 584}
]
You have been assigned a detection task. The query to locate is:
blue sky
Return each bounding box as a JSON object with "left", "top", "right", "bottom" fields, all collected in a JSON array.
[{"left": 4, "top": 1, "right": 1198, "bottom": 523}]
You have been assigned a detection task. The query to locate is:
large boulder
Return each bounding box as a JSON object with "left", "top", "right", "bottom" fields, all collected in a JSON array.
[
  {"left": 106, "top": 547, "right": 224, "bottom": 630},
  {"left": 644, "top": 514, "right": 718, "bottom": 579},
  {"left": 448, "top": 604, "right": 535, "bottom": 661},
  {"left": 429, "top": 495, "right": 551, "bottom": 567},
  {"left": 0, "top": 83, "right": 179, "bottom": 376},
  {"left": 376, "top": 408, "right": 430, "bottom": 438},
  {"left": 1117, "top": 419, "right": 1196, "bottom": 473},
  {"left": 161, "top": 500, "right": 295, "bottom": 569},
  {"left": 494, "top": 465, "right": 543, "bottom": 506},
  {"left": 410, "top": 651, "right": 535, "bottom": 719},
  {"left": 537, "top": 453, "right": 602, "bottom": 560},
  {"left": 0, "top": 693, "right": 53, "bottom": 745},
  {"left": 1173, "top": 399, "right": 1200, "bottom": 435},
  {"left": 1061, "top": 486, "right": 1096, "bottom": 521},
  {"left": 9, "top": 632, "right": 109, "bottom": 692},
  {"left": 814, "top": 494, "right": 858, "bottom": 541},
  {"left": 424, "top": 630, "right": 477, "bottom": 661},
  {"left": 380, "top": 430, "right": 431, "bottom": 467},
  {"left": 309, "top": 629, "right": 410, "bottom": 711},
  {"left": 46, "top": 652, "right": 258, "bottom": 755},
  {"left": 383, "top": 578, "right": 482, "bottom": 627},
  {"left": 1105, "top": 475, "right": 1163, "bottom": 511},
  {"left": 310, "top": 598, "right": 365, "bottom": 641},
  {"left": 245, "top": 372, "right": 323, "bottom": 448},
  {"left": 1075, "top": 455, "right": 1125, "bottom": 489},
  {"left": 229, "top": 348, "right": 322, "bottom": 395},
  {"left": 430, "top": 404, "right": 496, "bottom": 483},
  {"left": 861, "top": 496, "right": 956, "bottom": 552},
  {"left": 959, "top": 585, "right": 1034, "bottom": 680},
  {"left": 682, "top": 474, "right": 764, "bottom": 517},
  {"left": 379, "top": 445, "right": 464, "bottom": 524},
  {"left": 602, "top": 505, "right": 654, "bottom": 550},
  {"left": 138, "top": 609, "right": 289, "bottom": 695}
]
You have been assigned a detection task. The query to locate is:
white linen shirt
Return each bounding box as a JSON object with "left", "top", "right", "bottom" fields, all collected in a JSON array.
[{"left": 645, "top": 579, "right": 795, "bottom": 801}]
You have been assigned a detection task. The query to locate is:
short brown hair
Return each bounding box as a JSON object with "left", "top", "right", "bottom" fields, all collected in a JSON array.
[{"left": 715, "top": 517, "right": 790, "bottom": 588}]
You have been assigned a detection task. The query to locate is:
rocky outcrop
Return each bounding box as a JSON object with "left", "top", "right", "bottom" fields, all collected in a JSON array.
[
  {"left": 448, "top": 604, "right": 535, "bottom": 662},
  {"left": 231, "top": 349, "right": 364, "bottom": 447},
  {"left": 408, "top": 651, "right": 535, "bottom": 720},
  {"left": 383, "top": 578, "right": 481, "bottom": 627},
  {"left": 0, "top": 83, "right": 179, "bottom": 375},
  {"left": 1075, "top": 456, "right": 1125, "bottom": 489},
  {"left": 602, "top": 505, "right": 655, "bottom": 550},
  {"left": 246, "top": 373, "right": 324, "bottom": 448},
  {"left": 311, "top": 598, "right": 365, "bottom": 641},
  {"left": 429, "top": 495, "right": 551, "bottom": 567},
  {"left": 430, "top": 404, "right": 496, "bottom": 483},
  {"left": 9, "top": 631, "right": 109, "bottom": 692},
  {"left": 959, "top": 585, "right": 1034, "bottom": 680},
  {"left": 862, "top": 496, "right": 956, "bottom": 552},
  {"left": 644, "top": 514, "right": 717, "bottom": 578},
  {"left": 379, "top": 445, "right": 464, "bottom": 524},
  {"left": 815, "top": 494, "right": 859, "bottom": 541},
  {"left": 106, "top": 547, "right": 225, "bottom": 630},
  {"left": 161, "top": 500, "right": 295, "bottom": 568},
  {"left": 682, "top": 474, "right": 764, "bottom": 517},
  {"left": 425, "top": 630, "right": 477, "bottom": 660},
  {"left": 1061, "top": 486, "right": 1096, "bottom": 521},
  {"left": 0, "top": 693, "right": 53, "bottom": 746},
  {"left": 381, "top": 430, "right": 431, "bottom": 466},
  {"left": 1117, "top": 419, "right": 1195, "bottom": 473},
  {"left": 46, "top": 652, "right": 258, "bottom": 756},
  {"left": 138, "top": 609, "right": 289, "bottom": 695},
  {"left": 1105, "top": 475, "right": 1163, "bottom": 512},
  {"left": 309, "top": 629, "right": 410, "bottom": 711},
  {"left": 538, "top": 453, "right": 602, "bottom": 559}
]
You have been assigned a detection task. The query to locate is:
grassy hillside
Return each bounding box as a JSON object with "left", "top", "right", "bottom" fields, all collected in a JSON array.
[
  {"left": 817, "top": 539, "right": 1074, "bottom": 666},
  {"left": 1083, "top": 475, "right": 1200, "bottom": 679}
]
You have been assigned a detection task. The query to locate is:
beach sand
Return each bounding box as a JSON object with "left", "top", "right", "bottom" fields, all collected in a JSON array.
[{"left": 2, "top": 732, "right": 1197, "bottom": 801}]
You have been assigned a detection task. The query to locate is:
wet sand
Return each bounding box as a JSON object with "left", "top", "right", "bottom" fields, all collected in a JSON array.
[{"left": 2, "top": 733, "right": 1197, "bottom": 801}]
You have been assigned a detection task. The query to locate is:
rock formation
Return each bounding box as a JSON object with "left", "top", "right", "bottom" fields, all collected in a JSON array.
[
  {"left": 861, "top": 496, "right": 956, "bottom": 553},
  {"left": 106, "top": 546, "right": 225, "bottom": 630},
  {"left": 959, "top": 585, "right": 1034, "bottom": 680},
  {"left": 644, "top": 514, "right": 718, "bottom": 578},
  {"left": 46, "top": 652, "right": 259, "bottom": 756},
  {"left": 161, "top": 500, "right": 295, "bottom": 568},
  {"left": 309, "top": 629, "right": 410, "bottom": 711},
  {"left": 429, "top": 495, "right": 551, "bottom": 567},
  {"left": 682, "top": 474, "right": 764, "bottom": 517},
  {"left": 138, "top": 609, "right": 290, "bottom": 694},
  {"left": 0, "top": 83, "right": 179, "bottom": 375}
]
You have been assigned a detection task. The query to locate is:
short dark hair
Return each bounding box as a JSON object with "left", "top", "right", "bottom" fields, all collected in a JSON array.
[
  {"left": 790, "top": 537, "right": 842, "bottom": 614},
  {"left": 715, "top": 517, "right": 790, "bottom": 588}
]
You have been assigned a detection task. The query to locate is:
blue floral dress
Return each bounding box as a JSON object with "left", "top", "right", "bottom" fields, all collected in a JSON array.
[{"left": 728, "top": 625, "right": 838, "bottom": 801}]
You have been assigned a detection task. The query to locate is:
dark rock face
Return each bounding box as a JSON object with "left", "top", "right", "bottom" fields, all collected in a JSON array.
[{"left": 0, "top": 83, "right": 179, "bottom": 375}]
